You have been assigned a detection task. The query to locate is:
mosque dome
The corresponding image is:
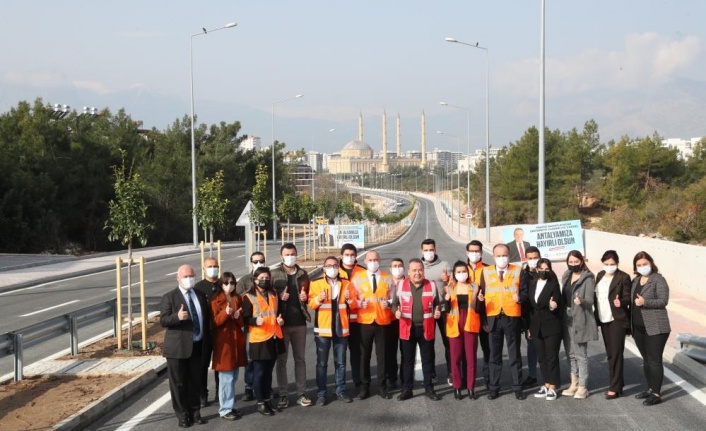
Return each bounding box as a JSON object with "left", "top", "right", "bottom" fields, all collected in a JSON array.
[{"left": 341, "top": 140, "right": 374, "bottom": 158}]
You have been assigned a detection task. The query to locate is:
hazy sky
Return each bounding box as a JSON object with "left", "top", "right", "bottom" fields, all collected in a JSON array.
[{"left": 2, "top": 1, "right": 704, "bottom": 154}]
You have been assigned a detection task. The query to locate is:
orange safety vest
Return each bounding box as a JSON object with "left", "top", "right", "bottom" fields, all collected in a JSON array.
[
  {"left": 308, "top": 278, "right": 356, "bottom": 337},
  {"left": 482, "top": 265, "right": 521, "bottom": 317},
  {"left": 352, "top": 270, "right": 394, "bottom": 325},
  {"left": 339, "top": 263, "right": 365, "bottom": 322},
  {"left": 398, "top": 279, "right": 436, "bottom": 341},
  {"left": 245, "top": 291, "right": 283, "bottom": 342},
  {"left": 467, "top": 261, "right": 485, "bottom": 285},
  {"left": 446, "top": 281, "right": 482, "bottom": 337}
]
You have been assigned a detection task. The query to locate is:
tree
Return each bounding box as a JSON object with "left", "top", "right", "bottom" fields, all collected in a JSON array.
[
  {"left": 194, "top": 170, "right": 229, "bottom": 255},
  {"left": 250, "top": 164, "right": 272, "bottom": 230},
  {"left": 278, "top": 193, "right": 300, "bottom": 227},
  {"left": 105, "top": 150, "right": 153, "bottom": 350}
]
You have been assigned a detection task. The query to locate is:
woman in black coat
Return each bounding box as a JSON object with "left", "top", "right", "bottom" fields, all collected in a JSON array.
[
  {"left": 593, "top": 250, "right": 631, "bottom": 399},
  {"left": 528, "top": 258, "right": 563, "bottom": 401}
]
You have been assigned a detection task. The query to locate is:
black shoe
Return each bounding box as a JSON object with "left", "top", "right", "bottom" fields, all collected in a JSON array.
[
  {"left": 243, "top": 389, "right": 254, "bottom": 401},
  {"left": 431, "top": 372, "right": 438, "bottom": 383},
  {"left": 397, "top": 390, "right": 413, "bottom": 401},
  {"left": 178, "top": 418, "right": 191, "bottom": 428},
  {"left": 515, "top": 391, "right": 526, "bottom": 400},
  {"left": 521, "top": 376, "right": 538, "bottom": 388},
  {"left": 425, "top": 390, "right": 441, "bottom": 401},
  {"left": 379, "top": 388, "right": 391, "bottom": 399},
  {"left": 643, "top": 394, "right": 662, "bottom": 406},
  {"left": 454, "top": 389, "right": 463, "bottom": 400},
  {"left": 468, "top": 390, "right": 477, "bottom": 400},
  {"left": 231, "top": 409, "right": 244, "bottom": 419},
  {"left": 258, "top": 403, "right": 274, "bottom": 416},
  {"left": 635, "top": 390, "right": 652, "bottom": 399},
  {"left": 487, "top": 390, "right": 499, "bottom": 400},
  {"left": 192, "top": 412, "right": 207, "bottom": 425},
  {"left": 356, "top": 388, "right": 369, "bottom": 400},
  {"left": 337, "top": 393, "right": 353, "bottom": 403},
  {"left": 604, "top": 391, "right": 620, "bottom": 400}
]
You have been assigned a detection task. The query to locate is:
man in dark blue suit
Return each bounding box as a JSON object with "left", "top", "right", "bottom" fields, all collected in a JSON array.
[{"left": 161, "top": 264, "right": 211, "bottom": 427}]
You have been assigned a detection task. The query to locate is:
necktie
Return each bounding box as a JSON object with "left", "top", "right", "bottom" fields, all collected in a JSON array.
[
  {"left": 187, "top": 291, "right": 201, "bottom": 338},
  {"left": 519, "top": 243, "right": 525, "bottom": 261},
  {"left": 372, "top": 274, "right": 377, "bottom": 293},
  {"left": 499, "top": 270, "right": 505, "bottom": 282}
]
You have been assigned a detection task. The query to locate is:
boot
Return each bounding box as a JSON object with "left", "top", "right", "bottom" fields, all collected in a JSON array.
[
  {"left": 574, "top": 386, "right": 589, "bottom": 399},
  {"left": 563, "top": 373, "right": 579, "bottom": 396}
]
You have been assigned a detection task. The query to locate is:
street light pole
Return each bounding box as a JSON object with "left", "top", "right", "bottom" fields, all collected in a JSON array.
[
  {"left": 445, "top": 37, "right": 491, "bottom": 242},
  {"left": 440, "top": 102, "right": 471, "bottom": 239},
  {"left": 190, "top": 21, "right": 237, "bottom": 247},
  {"left": 271, "top": 94, "right": 303, "bottom": 241},
  {"left": 538, "top": 0, "right": 546, "bottom": 223}
]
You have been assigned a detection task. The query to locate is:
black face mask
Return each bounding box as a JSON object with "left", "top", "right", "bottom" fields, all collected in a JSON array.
[
  {"left": 568, "top": 264, "right": 582, "bottom": 273},
  {"left": 257, "top": 280, "right": 271, "bottom": 289},
  {"left": 537, "top": 271, "right": 549, "bottom": 280}
]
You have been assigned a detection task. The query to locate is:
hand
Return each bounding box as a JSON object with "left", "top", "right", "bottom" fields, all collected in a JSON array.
[
  {"left": 276, "top": 314, "right": 284, "bottom": 326},
  {"left": 613, "top": 294, "right": 621, "bottom": 308},
  {"left": 433, "top": 306, "right": 441, "bottom": 319},
  {"left": 233, "top": 308, "right": 242, "bottom": 319},
  {"left": 635, "top": 293, "right": 645, "bottom": 307},
  {"left": 299, "top": 291, "right": 308, "bottom": 302},
  {"left": 444, "top": 287, "right": 450, "bottom": 302},
  {"left": 319, "top": 289, "right": 328, "bottom": 302},
  {"left": 225, "top": 304, "right": 233, "bottom": 316},
  {"left": 477, "top": 291, "right": 485, "bottom": 302},
  {"left": 344, "top": 288, "right": 350, "bottom": 300},
  {"left": 512, "top": 292, "right": 520, "bottom": 303},
  {"left": 549, "top": 296, "right": 557, "bottom": 311},
  {"left": 256, "top": 316, "right": 264, "bottom": 326},
  {"left": 527, "top": 329, "right": 532, "bottom": 339},
  {"left": 361, "top": 299, "right": 368, "bottom": 309},
  {"left": 381, "top": 299, "right": 389, "bottom": 309},
  {"left": 483, "top": 324, "right": 489, "bottom": 333},
  {"left": 440, "top": 268, "right": 449, "bottom": 283},
  {"left": 395, "top": 310, "right": 402, "bottom": 319},
  {"left": 280, "top": 287, "right": 290, "bottom": 301},
  {"left": 178, "top": 304, "right": 189, "bottom": 321},
  {"left": 573, "top": 293, "right": 581, "bottom": 305}
]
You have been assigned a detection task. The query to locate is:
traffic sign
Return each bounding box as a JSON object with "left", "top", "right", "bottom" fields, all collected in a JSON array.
[{"left": 235, "top": 200, "right": 253, "bottom": 226}]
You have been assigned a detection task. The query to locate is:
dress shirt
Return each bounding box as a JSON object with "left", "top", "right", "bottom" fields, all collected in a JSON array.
[
  {"left": 534, "top": 279, "right": 547, "bottom": 303},
  {"left": 596, "top": 276, "right": 614, "bottom": 323}
]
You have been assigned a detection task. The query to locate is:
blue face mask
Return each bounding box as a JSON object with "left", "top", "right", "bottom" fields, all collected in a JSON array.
[{"left": 637, "top": 265, "right": 651, "bottom": 276}]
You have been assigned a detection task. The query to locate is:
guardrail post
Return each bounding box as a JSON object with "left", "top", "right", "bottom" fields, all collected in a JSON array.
[
  {"left": 69, "top": 317, "right": 79, "bottom": 356},
  {"left": 13, "top": 333, "right": 23, "bottom": 382}
]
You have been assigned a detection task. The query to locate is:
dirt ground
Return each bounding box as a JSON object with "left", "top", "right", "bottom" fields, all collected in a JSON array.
[{"left": 0, "top": 317, "right": 166, "bottom": 431}]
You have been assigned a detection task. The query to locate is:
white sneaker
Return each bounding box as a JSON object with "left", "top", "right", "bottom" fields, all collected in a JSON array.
[
  {"left": 546, "top": 388, "right": 557, "bottom": 401},
  {"left": 534, "top": 386, "right": 547, "bottom": 398}
]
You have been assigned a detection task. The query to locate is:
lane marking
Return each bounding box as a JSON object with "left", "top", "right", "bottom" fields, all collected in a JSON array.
[
  {"left": 19, "top": 300, "right": 80, "bottom": 317},
  {"left": 114, "top": 391, "right": 172, "bottom": 431},
  {"left": 110, "top": 281, "right": 149, "bottom": 292},
  {"left": 165, "top": 271, "right": 177, "bottom": 276}
]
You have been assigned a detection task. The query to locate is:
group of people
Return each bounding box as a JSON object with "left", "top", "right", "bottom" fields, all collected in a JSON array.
[{"left": 159, "top": 237, "right": 671, "bottom": 427}]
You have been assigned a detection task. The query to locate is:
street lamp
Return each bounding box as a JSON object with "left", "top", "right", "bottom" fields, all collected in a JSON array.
[
  {"left": 272, "top": 94, "right": 303, "bottom": 241},
  {"left": 440, "top": 101, "right": 472, "bottom": 239},
  {"left": 190, "top": 21, "right": 237, "bottom": 247},
  {"left": 538, "top": 0, "right": 546, "bottom": 223},
  {"left": 445, "top": 37, "right": 491, "bottom": 243},
  {"left": 437, "top": 130, "right": 461, "bottom": 236}
]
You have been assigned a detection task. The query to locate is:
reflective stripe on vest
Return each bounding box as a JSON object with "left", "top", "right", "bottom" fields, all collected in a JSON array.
[
  {"left": 482, "top": 265, "right": 521, "bottom": 317},
  {"left": 398, "top": 279, "right": 436, "bottom": 341},
  {"left": 246, "top": 292, "right": 283, "bottom": 342}
]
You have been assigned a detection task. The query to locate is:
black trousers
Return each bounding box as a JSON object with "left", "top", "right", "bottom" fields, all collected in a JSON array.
[
  {"left": 489, "top": 315, "right": 523, "bottom": 391},
  {"left": 349, "top": 322, "right": 362, "bottom": 386},
  {"left": 400, "top": 326, "right": 434, "bottom": 392},
  {"left": 252, "top": 359, "right": 277, "bottom": 402},
  {"left": 386, "top": 320, "right": 400, "bottom": 385},
  {"left": 360, "top": 322, "right": 388, "bottom": 389},
  {"left": 430, "top": 313, "right": 451, "bottom": 376},
  {"left": 632, "top": 326, "right": 669, "bottom": 394},
  {"left": 534, "top": 333, "right": 562, "bottom": 387},
  {"left": 479, "top": 328, "right": 490, "bottom": 383},
  {"left": 600, "top": 320, "right": 627, "bottom": 392},
  {"left": 167, "top": 341, "right": 203, "bottom": 420},
  {"left": 200, "top": 341, "right": 212, "bottom": 400}
]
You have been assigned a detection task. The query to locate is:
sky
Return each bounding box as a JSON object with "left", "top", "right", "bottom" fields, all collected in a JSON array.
[{"left": 2, "top": 0, "right": 705, "bottom": 154}]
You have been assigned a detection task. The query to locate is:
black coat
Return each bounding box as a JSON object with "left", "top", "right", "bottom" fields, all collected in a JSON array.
[
  {"left": 528, "top": 275, "right": 563, "bottom": 338},
  {"left": 160, "top": 287, "right": 212, "bottom": 359},
  {"left": 594, "top": 269, "right": 631, "bottom": 329}
]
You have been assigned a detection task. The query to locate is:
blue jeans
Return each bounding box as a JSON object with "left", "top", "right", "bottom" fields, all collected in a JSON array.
[
  {"left": 315, "top": 336, "right": 348, "bottom": 397},
  {"left": 217, "top": 368, "right": 240, "bottom": 417}
]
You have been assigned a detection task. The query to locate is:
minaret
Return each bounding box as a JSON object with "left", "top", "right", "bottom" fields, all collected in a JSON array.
[
  {"left": 381, "top": 110, "right": 389, "bottom": 172},
  {"left": 396, "top": 113, "right": 401, "bottom": 157},
  {"left": 420, "top": 110, "right": 427, "bottom": 168},
  {"left": 358, "top": 111, "right": 363, "bottom": 142}
]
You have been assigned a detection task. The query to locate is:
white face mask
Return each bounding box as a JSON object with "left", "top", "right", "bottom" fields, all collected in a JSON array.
[
  {"left": 494, "top": 256, "right": 509, "bottom": 269},
  {"left": 527, "top": 259, "right": 539, "bottom": 269},
  {"left": 325, "top": 267, "right": 338, "bottom": 279},
  {"left": 367, "top": 262, "right": 379, "bottom": 273},
  {"left": 205, "top": 267, "right": 219, "bottom": 279},
  {"left": 455, "top": 272, "right": 469, "bottom": 283},
  {"left": 423, "top": 251, "right": 435, "bottom": 261},
  {"left": 180, "top": 276, "right": 195, "bottom": 290},
  {"left": 342, "top": 255, "right": 356, "bottom": 266},
  {"left": 252, "top": 262, "right": 265, "bottom": 272},
  {"left": 391, "top": 267, "right": 405, "bottom": 278},
  {"left": 283, "top": 255, "right": 297, "bottom": 267},
  {"left": 637, "top": 265, "right": 651, "bottom": 276},
  {"left": 467, "top": 252, "right": 482, "bottom": 263},
  {"left": 222, "top": 283, "right": 235, "bottom": 294},
  {"left": 603, "top": 264, "right": 617, "bottom": 275}
]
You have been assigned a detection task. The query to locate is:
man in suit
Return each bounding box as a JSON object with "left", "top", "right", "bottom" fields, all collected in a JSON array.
[
  {"left": 161, "top": 264, "right": 211, "bottom": 427},
  {"left": 506, "top": 227, "right": 531, "bottom": 264},
  {"left": 319, "top": 225, "right": 335, "bottom": 248}
]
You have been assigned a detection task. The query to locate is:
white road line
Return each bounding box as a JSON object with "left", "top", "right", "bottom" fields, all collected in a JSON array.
[
  {"left": 110, "top": 281, "right": 149, "bottom": 292},
  {"left": 165, "top": 271, "right": 177, "bottom": 276},
  {"left": 19, "top": 300, "right": 80, "bottom": 317},
  {"left": 114, "top": 391, "right": 171, "bottom": 431}
]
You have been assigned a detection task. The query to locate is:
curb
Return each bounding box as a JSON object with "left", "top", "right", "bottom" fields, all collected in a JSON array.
[{"left": 52, "top": 361, "right": 167, "bottom": 431}]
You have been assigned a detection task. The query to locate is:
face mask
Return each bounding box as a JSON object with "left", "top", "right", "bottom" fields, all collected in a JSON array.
[
  {"left": 252, "top": 262, "right": 265, "bottom": 271},
  {"left": 423, "top": 251, "right": 435, "bottom": 261},
  {"left": 603, "top": 265, "right": 617, "bottom": 275},
  {"left": 391, "top": 267, "right": 405, "bottom": 278},
  {"left": 494, "top": 256, "right": 509, "bottom": 269},
  {"left": 467, "top": 252, "right": 482, "bottom": 263},
  {"left": 283, "top": 255, "right": 297, "bottom": 267},
  {"left": 342, "top": 255, "right": 356, "bottom": 266},
  {"left": 222, "top": 282, "right": 235, "bottom": 294},
  {"left": 180, "top": 276, "right": 195, "bottom": 290},
  {"left": 527, "top": 259, "right": 539, "bottom": 269},
  {"left": 637, "top": 265, "right": 652, "bottom": 276},
  {"left": 205, "top": 267, "right": 219, "bottom": 279},
  {"left": 455, "top": 272, "right": 469, "bottom": 283},
  {"left": 257, "top": 279, "right": 271, "bottom": 289},
  {"left": 568, "top": 264, "right": 582, "bottom": 273},
  {"left": 367, "top": 262, "right": 379, "bottom": 273},
  {"left": 325, "top": 267, "right": 338, "bottom": 279},
  {"left": 537, "top": 271, "right": 549, "bottom": 280}
]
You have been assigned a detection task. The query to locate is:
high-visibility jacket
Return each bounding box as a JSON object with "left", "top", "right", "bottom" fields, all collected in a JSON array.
[
  {"left": 308, "top": 278, "right": 357, "bottom": 337},
  {"left": 482, "top": 264, "right": 522, "bottom": 317},
  {"left": 446, "top": 281, "right": 482, "bottom": 337},
  {"left": 398, "top": 279, "right": 436, "bottom": 341},
  {"left": 352, "top": 270, "right": 395, "bottom": 325},
  {"left": 339, "top": 263, "right": 365, "bottom": 322},
  {"left": 245, "top": 291, "right": 283, "bottom": 342},
  {"left": 467, "top": 261, "right": 486, "bottom": 285}
]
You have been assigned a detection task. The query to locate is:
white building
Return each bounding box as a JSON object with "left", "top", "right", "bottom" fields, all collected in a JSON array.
[
  {"left": 307, "top": 151, "right": 324, "bottom": 172},
  {"left": 240, "top": 135, "right": 261, "bottom": 151},
  {"left": 458, "top": 148, "right": 501, "bottom": 172},
  {"left": 662, "top": 137, "right": 702, "bottom": 159}
]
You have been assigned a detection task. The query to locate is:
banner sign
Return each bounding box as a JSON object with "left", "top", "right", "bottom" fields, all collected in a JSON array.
[
  {"left": 318, "top": 224, "right": 365, "bottom": 249},
  {"left": 502, "top": 220, "right": 584, "bottom": 261}
]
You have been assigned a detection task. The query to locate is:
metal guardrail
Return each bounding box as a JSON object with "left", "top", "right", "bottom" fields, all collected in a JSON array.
[
  {"left": 0, "top": 297, "right": 162, "bottom": 381},
  {"left": 676, "top": 333, "right": 706, "bottom": 364}
]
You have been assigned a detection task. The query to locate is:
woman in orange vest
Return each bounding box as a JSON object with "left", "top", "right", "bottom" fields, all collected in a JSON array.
[
  {"left": 242, "top": 267, "right": 285, "bottom": 416},
  {"left": 445, "top": 261, "right": 482, "bottom": 400}
]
